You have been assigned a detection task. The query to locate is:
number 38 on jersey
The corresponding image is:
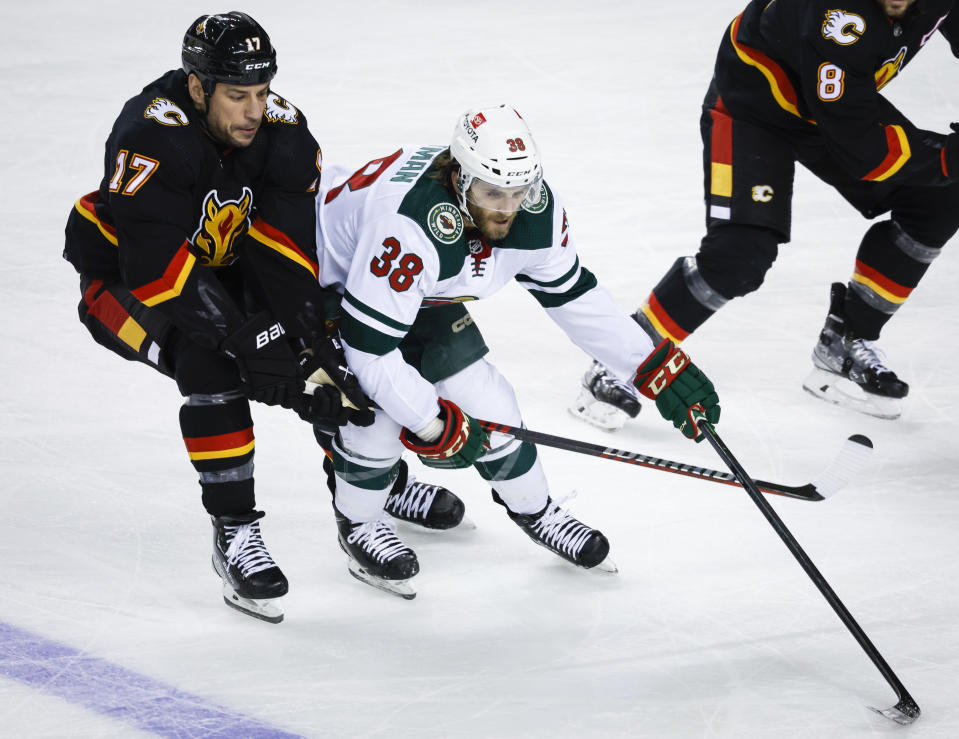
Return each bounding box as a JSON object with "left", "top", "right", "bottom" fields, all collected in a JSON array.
[{"left": 370, "top": 236, "right": 423, "bottom": 292}]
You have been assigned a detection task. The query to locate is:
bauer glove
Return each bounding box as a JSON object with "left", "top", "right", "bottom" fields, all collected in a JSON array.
[
  {"left": 221, "top": 312, "right": 363, "bottom": 428},
  {"left": 399, "top": 398, "right": 490, "bottom": 469},
  {"left": 298, "top": 333, "right": 375, "bottom": 427},
  {"left": 221, "top": 311, "right": 305, "bottom": 408},
  {"left": 633, "top": 339, "right": 720, "bottom": 442}
]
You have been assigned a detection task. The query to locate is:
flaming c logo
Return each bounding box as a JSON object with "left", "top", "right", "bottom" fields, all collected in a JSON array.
[{"left": 191, "top": 187, "right": 253, "bottom": 266}]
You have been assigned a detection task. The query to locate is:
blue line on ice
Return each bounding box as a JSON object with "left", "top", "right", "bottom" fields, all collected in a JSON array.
[{"left": 0, "top": 621, "right": 302, "bottom": 738}]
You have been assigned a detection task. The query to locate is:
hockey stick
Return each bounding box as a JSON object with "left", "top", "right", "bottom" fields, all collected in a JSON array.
[
  {"left": 477, "top": 420, "right": 872, "bottom": 502},
  {"left": 697, "top": 419, "right": 919, "bottom": 724}
]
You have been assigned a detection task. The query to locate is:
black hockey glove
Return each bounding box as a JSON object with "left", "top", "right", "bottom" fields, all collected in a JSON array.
[
  {"left": 297, "top": 333, "right": 375, "bottom": 427},
  {"left": 221, "top": 312, "right": 304, "bottom": 408},
  {"left": 944, "top": 123, "right": 959, "bottom": 180},
  {"left": 290, "top": 383, "right": 354, "bottom": 427},
  {"left": 399, "top": 398, "right": 490, "bottom": 469},
  {"left": 633, "top": 339, "right": 720, "bottom": 442}
]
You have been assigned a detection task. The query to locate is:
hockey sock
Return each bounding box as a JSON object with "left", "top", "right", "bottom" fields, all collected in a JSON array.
[
  {"left": 179, "top": 392, "right": 256, "bottom": 515},
  {"left": 845, "top": 220, "right": 940, "bottom": 340}
]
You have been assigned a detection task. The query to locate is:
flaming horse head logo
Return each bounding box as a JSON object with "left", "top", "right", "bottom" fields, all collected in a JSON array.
[{"left": 191, "top": 187, "right": 253, "bottom": 266}]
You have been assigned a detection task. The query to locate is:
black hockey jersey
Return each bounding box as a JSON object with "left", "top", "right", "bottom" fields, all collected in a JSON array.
[
  {"left": 713, "top": 0, "right": 958, "bottom": 184},
  {"left": 63, "top": 69, "right": 324, "bottom": 350}
]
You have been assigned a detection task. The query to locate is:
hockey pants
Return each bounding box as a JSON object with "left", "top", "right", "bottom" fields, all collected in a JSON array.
[{"left": 328, "top": 357, "right": 549, "bottom": 523}]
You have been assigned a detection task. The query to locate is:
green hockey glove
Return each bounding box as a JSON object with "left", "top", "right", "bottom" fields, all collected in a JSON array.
[
  {"left": 399, "top": 398, "right": 490, "bottom": 469},
  {"left": 633, "top": 339, "right": 720, "bottom": 442}
]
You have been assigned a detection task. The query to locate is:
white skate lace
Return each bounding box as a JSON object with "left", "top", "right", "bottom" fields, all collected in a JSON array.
[
  {"left": 387, "top": 475, "right": 439, "bottom": 521},
  {"left": 586, "top": 362, "right": 639, "bottom": 400},
  {"left": 848, "top": 339, "right": 893, "bottom": 374},
  {"left": 224, "top": 522, "right": 276, "bottom": 576},
  {"left": 347, "top": 519, "right": 410, "bottom": 563},
  {"left": 529, "top": 493, "right": 594, "bottom": 559}
]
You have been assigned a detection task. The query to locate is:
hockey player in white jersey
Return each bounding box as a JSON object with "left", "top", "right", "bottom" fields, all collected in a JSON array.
[{"left": 314, "top": 104, "right": 722, "bottom": 598}]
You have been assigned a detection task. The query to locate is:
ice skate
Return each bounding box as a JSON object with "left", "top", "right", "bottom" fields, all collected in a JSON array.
[
  {"left": 335, "top": 508, "right": 419, "bottom": 599},
  {"left": 568, "top": 360, "right": 641, "bottom": 431},
  {"left": 802, "top": 283, "right": 908, "bottom": 420},
  {"left": 211, "top": 510, "right": 288, "bottom": 624},
  {"left": 385, "top": 473, "right": 473, "bottom": 530},
  {"left": 498, "top": 492, "right": 617, "bottom": 573}
]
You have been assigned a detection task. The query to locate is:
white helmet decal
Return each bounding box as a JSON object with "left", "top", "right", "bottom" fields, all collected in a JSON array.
[{"left": 449, "top": 104, "right": 543, "bottom": 213}]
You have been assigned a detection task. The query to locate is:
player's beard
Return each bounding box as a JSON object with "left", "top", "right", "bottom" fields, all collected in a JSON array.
[
  {"left": 879, "top": 0, "right": 916, "bottom": 18},
  {"left": 467, "top": 204, "right": 518, "bottom": 241},
  {"left": 204, "top": 106, "right": 261, "bottom": 148}
]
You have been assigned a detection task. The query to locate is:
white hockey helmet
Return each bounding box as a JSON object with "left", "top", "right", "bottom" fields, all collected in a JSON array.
[{"left": 449, "top": 104, "right": 544, "bottom": 214}]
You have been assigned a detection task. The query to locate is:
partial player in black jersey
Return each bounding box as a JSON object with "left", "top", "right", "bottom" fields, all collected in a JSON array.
[
  {"left": 572, "top": 0, "right": 959, "bottom": 425},
  {"left": 61, "top": 12, "right": 384, "bottom": 623}
]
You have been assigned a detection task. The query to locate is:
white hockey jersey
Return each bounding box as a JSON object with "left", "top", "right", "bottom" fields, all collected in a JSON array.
[{"left": 315, "top": 145, "right": 656, "bottom": 431}]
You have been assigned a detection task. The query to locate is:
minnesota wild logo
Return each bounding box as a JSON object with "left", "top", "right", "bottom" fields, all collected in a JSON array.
[
  {"left": 522, "top": 183, "right": 549, "bottom": 214},
  {"left": 427, "top": 202, "right": 463, "bottom": 244},
  {"left": 191, "top": 187, "right": 253, "bottom": 266}
]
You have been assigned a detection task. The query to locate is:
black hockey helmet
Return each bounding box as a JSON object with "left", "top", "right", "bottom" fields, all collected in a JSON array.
[{"left": 181, "top": 12, "right": 277, "bottom": 96}]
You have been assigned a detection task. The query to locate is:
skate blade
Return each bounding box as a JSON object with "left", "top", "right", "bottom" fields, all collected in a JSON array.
[
  {"left": 346, "top": 559, "right": 416, "bottom": 600},
  {"left": 221, "top": 583, "right": 284, "bottom": 624},
  {"left": 390, "top": 514, "right": 477, "bottom": 532},
  {"left": 590, "top": 556, "right": 618, "bottom": 574},
  {"left": 568, "top": 388, "right": 631, "bottom": 431},
  {"left": 802, "top": 368, "right": 902, "bottom": 420}
]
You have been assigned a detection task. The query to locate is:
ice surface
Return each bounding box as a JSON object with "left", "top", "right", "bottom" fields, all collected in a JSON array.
[{"left": 3, "top": 1, "right": 958, "bottom": 737}]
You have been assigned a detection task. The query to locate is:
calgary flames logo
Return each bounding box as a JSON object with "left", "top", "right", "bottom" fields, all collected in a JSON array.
[
  {"left": 144, "top": 97, "right": 189, "bottom": 126},
  {"left": 265, "top": 93, "right": 298, "bottom": 124},
  {"left": 191, "top": 187, "right": 253, "bottom": 266},
  {"left": 822, "top": 10, "right": 865, "bottom": 45}
]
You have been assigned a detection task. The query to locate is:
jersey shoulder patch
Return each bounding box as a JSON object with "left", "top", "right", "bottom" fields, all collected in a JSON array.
[
  {"left": 396, "top": 154, "right": 468, "bottom": 280},
  {"left": 821, "top": 9, "right": 866, "bottom": 46},
  {"left": 264, "top": 92, "right": 299, "bottom": 125},
  {"left": 143, "top": 97, "right": 190, "bottom": 127}
]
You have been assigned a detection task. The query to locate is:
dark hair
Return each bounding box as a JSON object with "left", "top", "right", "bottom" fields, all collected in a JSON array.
[{"left": 428, "top": 148, "right": 458, "bottom": 191}]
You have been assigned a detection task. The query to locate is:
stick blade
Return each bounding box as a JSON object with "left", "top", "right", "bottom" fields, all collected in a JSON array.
[
  {"left": 868, "top": 696, "right": 920, "bottom": 725},
  {"left": 808, "top": 434, "right": 873, "bottom": 499}
]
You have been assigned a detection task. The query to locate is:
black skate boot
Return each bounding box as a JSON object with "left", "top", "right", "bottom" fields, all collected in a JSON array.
[
  {"left": 211, "top": 510, "right": 288, "bottom": 623},
  {"left": 569, "top": 360, "right": 641, "bottom": 431},
  {"left": 495, "top": 492, "right": 617, "bottom": 573},
  {"left": 335, "top": 507, "right": 420, "bottom": 599},
  {"left": 385, "top": 472, "right": 468, "bottom": 530},
  {"left": 802, "top": 282, "right": 908, "bottom": 419}
]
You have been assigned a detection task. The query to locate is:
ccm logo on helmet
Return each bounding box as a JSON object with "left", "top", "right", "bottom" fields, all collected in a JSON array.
[{"left": 245, "top": 61, "right": 271, "bottom": 70}]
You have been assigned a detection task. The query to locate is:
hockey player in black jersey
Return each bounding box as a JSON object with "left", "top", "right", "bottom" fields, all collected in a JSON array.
[
  {"left": 62, "top": 12, "right": 461, "bottom": 623},
  {"left": 573, "top": 0, "right": 959, "bottom": 426}
]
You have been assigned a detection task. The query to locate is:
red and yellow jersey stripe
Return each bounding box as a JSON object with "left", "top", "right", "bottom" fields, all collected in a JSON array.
[
  {"left": 129, "top": 241, "right": 196, "bottom": 306},
  {"left": 710, "top": 97, "right": 734, "bottom": 200},
  {"left": 249, "top": 216, "right": 319, "bottom": 279},
  {"left": 729, "top": 13, "right": 812, "bottom": 122},
  {"left": 861, "top": 125, "right": 911, "bottom": 182},
  {"left": 82, "top": 279, "right": 147, "bottom": 352},
  {"left": 73, "top": 192, "right": 118, "bottom": 246}
]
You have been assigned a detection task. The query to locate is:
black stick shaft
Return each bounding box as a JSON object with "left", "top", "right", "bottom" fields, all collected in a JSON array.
[
  {"left": 698, "top": 420, "right": 916, "bottom": 711},
  {"left": 478, "top": 420, "right": 821, "bottom": 501}
]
